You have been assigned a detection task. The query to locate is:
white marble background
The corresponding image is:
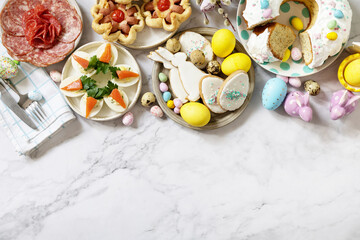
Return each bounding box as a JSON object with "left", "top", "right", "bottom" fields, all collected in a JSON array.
[{"left": 1, "top": 0, "right": 360, "bottom": 239}]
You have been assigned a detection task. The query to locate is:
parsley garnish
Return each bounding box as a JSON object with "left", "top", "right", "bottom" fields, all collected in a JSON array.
[
  {"left": 80, "top": 75, "right": 97, "bottom": 91},
  {"left": 85, "top": 56, "right": 122, "bottom": 76},
  {"left": 83, "top": 77, "right": 119, "bottom": 100}
]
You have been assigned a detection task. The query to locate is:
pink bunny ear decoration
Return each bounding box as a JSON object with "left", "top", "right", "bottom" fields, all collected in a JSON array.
[
  {"left": 284, "top": 91, "right": 313, "bottom": 122},
  {"left": 330, "top": 90, "right": 360, "bottom": 120}
]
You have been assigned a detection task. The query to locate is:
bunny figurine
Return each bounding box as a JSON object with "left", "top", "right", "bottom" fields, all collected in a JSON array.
[
  {"left": 284, "top": 91, "right": 313, "bottom": 122},
  {"left": 330, "top": 90, "right": 360, "bottom": 120}
]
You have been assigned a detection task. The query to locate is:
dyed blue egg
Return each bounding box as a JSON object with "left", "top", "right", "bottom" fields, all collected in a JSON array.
[
  {"left": 162, "top": 91, "right": 171, "bottom": 102},
  {"left": 260, "top": 0, "right": 269, "bottom": 9},
  {"left": 262, "top": 78, "right": 287, "bottom": 110},
  {"left": 28, "top": 90, "right": 43, "bottom": 101},
  {"left": 334, "top": 9, "right": 344, "bottom": 19}
]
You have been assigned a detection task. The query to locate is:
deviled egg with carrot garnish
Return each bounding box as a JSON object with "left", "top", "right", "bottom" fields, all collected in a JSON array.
[
  {"left": 60, "top": 76, "right": 86, "bottom": 97},
  {"left": 71, "top": 51, "right": 96, "bottom": 76},
  {"left": 80, "top": 93, "right": 104, "bottom": 118},
  {"left": 96, "top": 43, "right": 118, "bottom": 65},
  {"left": 111, "top": 64, "right": 140, "bottom": 87},
  {"left": 104, "top": 88, "right": 129, "bottom": 113}
]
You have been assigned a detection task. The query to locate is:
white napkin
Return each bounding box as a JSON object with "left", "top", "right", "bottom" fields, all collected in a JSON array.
[{"left": 0, "top": 43, "right": 75, "bottom": 155}]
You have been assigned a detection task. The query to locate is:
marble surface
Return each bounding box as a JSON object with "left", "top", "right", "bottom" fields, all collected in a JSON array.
[{"left": 1, "top": 0, "right": 360, "bottom": 239}]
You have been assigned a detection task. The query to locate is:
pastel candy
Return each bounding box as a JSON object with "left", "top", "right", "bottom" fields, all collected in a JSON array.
[
  {"left": 291, "top": 47, "right": 302, "bottom": 61},
  {"left": 122, "top": 112, "right": 134, "bottom": 126},
  {"left": 327, "top": 20, "right": 337, "bottom": 29},
  {"left": 260, "top": 0, "right": 269, "bottom": 9},
  {"left": 173, "top": 98, "right": 183, "bottom": 108},
  {"left": 289, "top": 77, "right": 301, "bottom": 88},
  {"left": 282, "top": 49, "right": 291, "bottom": 62},
  {"left": 334, "top": 9, "right": 344, "bottom": 19},
  {"left": 174, "top": 107, "right": 180, "bottom": 114},
  {"left": 262, "top": 8, "right": 272, "bottom": 18},
  {"left": 150, "top": 105, "right": 163, "bottom": 118},
  {"left": 50, "top": 70, "right": 62, "bottom": 82},
  {"left": 158, "top": 72, "right": 168, "bottom": 82},
  {"left": 159, "top": 82, "right": 168, "bottom": 92},
  {"left": 290, "top": 17, "right": 303, "bottom": 31},
  {"left": 327, "top": 32, "right": 338, "bottom": 40},
  {"left": 163, "top": 91, "right": 171, "bottom": 102},
  {"left": 167, "top": 100, "right": 175, "bottom": 109}
]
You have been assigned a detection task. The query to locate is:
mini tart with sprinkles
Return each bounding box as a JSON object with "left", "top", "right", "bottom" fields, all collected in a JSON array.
[
  {"left": 91, "top": 0, "right": 145, "bottom": 45},
  {"left": 141, "top": 0, "right": 191, "bottom": 32},
  {"left": 217, "top": 70, "right": 250, "bottom": 111}
]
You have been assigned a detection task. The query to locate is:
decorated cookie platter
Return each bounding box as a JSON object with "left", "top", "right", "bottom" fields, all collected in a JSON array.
[
  {"left": 150, "top": 28, "right": 255, "bottom": 130},
  {"left": 236, "top": 1, "right": 346, "bottom": 77},
  {"left": 61, "top": 41, "right": 142, "bottom": 121}
]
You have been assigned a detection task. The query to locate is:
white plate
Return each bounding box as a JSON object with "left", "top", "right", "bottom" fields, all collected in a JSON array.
[
  {"left": 95, "top": 0, "right": 176, "bottom": 50},
  {"left": 236, "top": 1, "right": 345, "bottom": 77},
  {"left": 61, "top": 41, "right": 142, "bottom": 121}
]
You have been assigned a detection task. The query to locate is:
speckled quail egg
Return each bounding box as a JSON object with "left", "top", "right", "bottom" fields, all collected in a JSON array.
[
  {"left": 141, "top": 92, "right": 156, "bottom": 107},
  {"left": 166, "top": 38, "right": 181, "bottom": 53},
  {"left": 190, "top": 50, "right": 206, "bottom": 68},
  {"left": 206, "top": 60, "right": 221, "bottom": 75},
  {"left": 304, "top": 80, "right": 320, "bottom": 96}
]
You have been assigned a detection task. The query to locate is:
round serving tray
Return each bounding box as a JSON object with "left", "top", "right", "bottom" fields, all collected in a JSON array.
[
  {"left": 151, "top": 27, "right": 255, "bottom": 130},
  {"left": 61, "top": 41, "right": 142, "bottom": 121},
  {"left": 236, "top": 1, "right": 346, "bottom": 77}
]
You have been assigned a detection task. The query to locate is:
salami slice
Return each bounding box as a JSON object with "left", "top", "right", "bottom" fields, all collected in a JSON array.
[
  {"left": 28, "top": 49, "right": 64, "bottom": 67},
  {"left": 2, "top": 33, "right": 33, "bottom": 56},
  {"left": 45, "top": 41, "right": 74, "bottom": 57},
  {"left": 28, "top": 0, "right": 44, "bottom": 9},
  {"left": 57, "top": 11, "right": 82, "bottom": 43},
  {"left": 0, "top": 6, "right": 25, "bottom": 36}
]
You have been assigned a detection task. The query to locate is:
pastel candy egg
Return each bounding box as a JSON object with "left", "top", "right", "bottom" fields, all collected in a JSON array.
[
  {"left": 28, "top": 90, "right": 42, "bottom": 101},
  {"left": 327, "top": 20, "right": 337, "bottom": 30},
  {"left": 344, "top": 59, "right": 360, "bottom": 86},
  {"left": 180, "top": 102, "right": 211, "bottom": 127},
  {"left": 291, "top": 47, "right": 302, "bottom": 61},
  {"left": 159, "top": 82, "right": 168, "bottom": 92},
  {"left": 167, "top": 100, "right": 175, "bottom": 109},
  {"left": 327, "top": 32, "right": 338, "bottom": 41},
  {"left": 334, "top": 9, "right": 344, "bottom": 19},
  {"left": 150, "top": 105, "right": 163, "bottom": 118},
  {"left": 290, "top": 17, "right": 303, "bottom": 31},
  {"left": 263, "top": 8, "right": 272, "bottom": 18},
  {"left": 174, "top": 107, "right": 180, "bottom": 114},
  {"left": 262, "top": 78, "right": 287, "bottom": 110},
  {"left": 122, "top": 112, "right": 134, "bottom": 126},
  {"left": 173, "top": 98, "right": 183, "bottom": 108},
  {"left": 50, "top": 70, "right": 62, "bottom": 82},
  {"left": 158, "top": 72, "right": 168, "bottom": 82},
  {"left": 289, "top": 77, "right": 301, "bottom": 88},
  {"left": 162, "top": 91, "right": 171, "bottom": 102},
  {"left": 276, "top": 74, "right": 289, "bottom": 83},
  {"left": 282, "top": 49, "right": 291, "bottom": 62},
  {"left": 260, "top": 0, "right": 269, "bottom": 9}
]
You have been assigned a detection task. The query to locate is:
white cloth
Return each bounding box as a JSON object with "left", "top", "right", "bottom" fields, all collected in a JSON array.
[{"left": 0, "top": 43, "right": 75, "bottom": 155}]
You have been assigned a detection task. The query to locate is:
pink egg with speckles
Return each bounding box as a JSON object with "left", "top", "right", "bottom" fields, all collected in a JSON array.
[
  {"left": 150, "top": 105, "right": 163, "bottom": 118},
  {"left": 276, "top": 74, "right": 289, "bottom": 83},
  {"left": 291, "top": 47, "right": 302, "bottom": 61},
  {"left": 174, "top": 107, "right": 180, "bottom": 114},
  {"left": 289, "top": 77, "right": 301, "bottom": 88},
  {"left": 159, "top": 83, "right": 168, "bottom": 92},
  {"left": 173, "top": 98, "right": 183, "bottom": 108},
  {"left": 122, "top": 112, "right": 134, "bottom": 126}
]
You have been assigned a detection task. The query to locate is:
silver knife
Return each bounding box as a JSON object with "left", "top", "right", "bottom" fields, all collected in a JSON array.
[{"left": 0, "top": 82, "right": 37, "bottom": 130}]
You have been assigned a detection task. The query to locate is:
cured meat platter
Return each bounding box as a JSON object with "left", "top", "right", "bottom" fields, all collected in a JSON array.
[{"left": 0, "top": 0, "right": 83, "bottom": 67}]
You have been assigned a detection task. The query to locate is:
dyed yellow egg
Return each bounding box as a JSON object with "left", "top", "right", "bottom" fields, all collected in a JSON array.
[
  {"left": 344, "top": 59, "right": 360, "bottom": 86},
  {"left": 291, "top": 17, "right": 303, "bottom": 31},
  {"left": 167, "top": 100, "right": 175, "bottom": 109},
  {"left": 180, "top": 102, "right": 211, "bottom": 127},
  {"left": 221, "top": 53, "right": 251, "bottom": 76},
  {"left": 327, "top": 32, "right": 338, "bottom": 40},
  {"left": 211, "top": 29, "right": 236, "bottom": 58},
  {"left": 282, "top": 49, "right": 291, "bottom": 62}
]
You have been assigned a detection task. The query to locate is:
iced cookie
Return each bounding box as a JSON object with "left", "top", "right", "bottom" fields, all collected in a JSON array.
[{"left": 199, "top": 75, "right": 226, "bottom": 114}]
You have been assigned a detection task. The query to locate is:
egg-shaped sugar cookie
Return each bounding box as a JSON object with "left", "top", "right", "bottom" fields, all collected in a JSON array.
[
  {"left": 217, "top": 70, "right": 249, "bottom": 111},
  {"left": 200, "top": 75, "right": 226, "bottom": 114}
]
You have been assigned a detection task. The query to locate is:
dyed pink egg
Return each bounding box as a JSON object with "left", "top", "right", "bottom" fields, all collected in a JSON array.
[
  {"left": 150, "top": 105, "right": 163, "bottom": 118},
  {"left": 276, "top": 74, "right": 289, "bottom": 83},
  {"left": 159, "top": 82, "right": 168, "bottom": 92},
  {"left": 174, "top": 107, "right": 180, "bottom": 114},
  {"left": 173, "top": 98, "right": 183, "bottom": 108},
  {"left": 291, "top": 47, "right": 302, "bottom": 61},
  {"left": 122, "top": 112, "right": 134, "bottom": 126},
  {"left": 289, "top": 77, "right": 301, "bottom": 88},
  {"left": 50, "top": 70, "right": 62, "bottom": 82}
]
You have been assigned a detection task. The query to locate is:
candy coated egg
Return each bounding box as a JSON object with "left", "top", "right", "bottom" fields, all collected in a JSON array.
[
  {"left": 122, "top": 112, "right": 134, "bottom": 126},
  {"left": 221, "top": 53, "right": 251, "bottom": 76},
  {"left": 159, "top": 82, "right": 168, "bottom": 92},
  {"left": 276, "top": 74, "right": 289, "bottom": 83},
  {"left": 290, "top": 17, "right": 303, "bottom": 31},
  {"left": 141, "top": 92, "right": 156, "bottom": 107},
  {"left": 282, "top": 49, "right": 291, "bottom": 62},
  {"left": 180, "top": 102, "right": 211, "bottom": 127},
  {"left": 167, "top": 100, "right": 175, "bottom": 109},
  {"left": 260, "top": 0, "right": 269, "bottom": 9},
  {"left": 174, "top": 107, "right": 180, "bottom": 114},
  {"left": 262, "top": 78, "right": 287, "bottom": 110},
  {"left": 327, "top": 32, "right": 338, "bottom": 41},
  {"left": 211, "top": 29, "right": 236, "bottom": 58},
  {"left": 344, "top": 59, "right": 360, "bottom": 86},
  {"left": 291, "top": 47, "right": 302, "bottom": 61},
  {"left": 158, "top": 72, "right": 168, "bottom": 82},
  {"left": 150, "top": 105, "right": 163, "bottom": 118},
  {"left": 304, "top": 80, "right": 320, "bottom": 96},
  {"left": 173, "top": 98, "right": 183, "bottom": 108},
  {"left": 28, "top": 90, "right": 43, "bottom": 101},
  {"left": 50, "top": 70, "right": 62, "bottom": 82},
  {"left": 334, "top": 9, "right": 344, "bottom": 19},
  {"left": 162, "top": 91, "right": 171, "bottom": 102},
  {"left": 327, "top": 20, "right": 337, "bottom": 29},
  {"left": 289, "top": 77, "right": 301, "bottom": 88}
]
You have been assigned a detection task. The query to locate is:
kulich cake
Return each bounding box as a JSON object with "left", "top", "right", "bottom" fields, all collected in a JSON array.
[
  {"left": 247, "top": 23, "right": 296, "bottom": 63},
  {"left": 243, "top": 0, "right": 352, "bottom": 68}
]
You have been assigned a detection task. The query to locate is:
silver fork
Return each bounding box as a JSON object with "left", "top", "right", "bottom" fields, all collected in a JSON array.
[{"left": 2, "top": 79, "right": 48, "bottom": 127}]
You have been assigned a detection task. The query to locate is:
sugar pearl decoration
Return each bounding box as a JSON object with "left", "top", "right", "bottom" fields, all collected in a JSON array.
[
  {"left": 150, "top": 105, "right": 163, "bottom": 118},
  {"left": 50, "top": 70, "right": 62, "bottom": 82},
  {"left": 159, "top": 82, "right": 168, "bottom": 92},
  {"left": 289, "top": 77, "right": 301, "bottom": 88},
  {"left": 122, "top": 112, "right": 134, "bottom": 126},
  {"left": 291, "top": 47, "right": 302, "bottom": 61},
  {"left": 28, "top": 90, "right": 42, "bottom": 101}
]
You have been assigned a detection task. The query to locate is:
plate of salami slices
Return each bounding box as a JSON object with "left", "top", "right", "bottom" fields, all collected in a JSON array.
[{"left": 0, "top": 0, "right": 83, "bottom": 67}]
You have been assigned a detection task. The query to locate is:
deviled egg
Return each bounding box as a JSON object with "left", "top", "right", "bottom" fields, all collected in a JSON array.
[
  {"left": 104, "top": 88, "right": 129, "bottom": 113},
  {"left": 60, "top": 76, "right": 86, "bottom": 97},
  {"left": 80, "top": 93, "right": 104, "bottom": 118},
  {"left": 71, "top": 51, "right": 96, "bottom": 76},
  {"left": 96, "top": 43, "right": 118, "bottom": 65},
  {"left": 111, "top": 64, "right": 140, "bottom": 87}
]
